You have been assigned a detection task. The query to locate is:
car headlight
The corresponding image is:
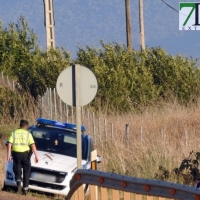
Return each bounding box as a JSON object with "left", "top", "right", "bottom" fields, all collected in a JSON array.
[{"left": 6, "top": 171, "right": 14, "bottom": 180}]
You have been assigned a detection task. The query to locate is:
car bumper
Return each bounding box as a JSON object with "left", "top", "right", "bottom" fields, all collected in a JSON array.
[
  {"left": 4, "top": 179, "right": 70, "bottom": 196},
  {"left": 29, "top": 185, "right": 69, "bottom": 195}
]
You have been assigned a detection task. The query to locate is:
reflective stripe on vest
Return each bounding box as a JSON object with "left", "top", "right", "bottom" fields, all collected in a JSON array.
[{"left": 12, "top": 131, "right": 30, "bottom": 147}]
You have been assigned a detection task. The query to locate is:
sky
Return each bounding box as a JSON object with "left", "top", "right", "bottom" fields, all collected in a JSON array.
[{"left": 0, "top": 0, "right": 199, "bottom": 59}]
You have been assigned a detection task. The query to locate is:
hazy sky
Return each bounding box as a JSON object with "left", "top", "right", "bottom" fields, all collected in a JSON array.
[{"left": 0, "top": 0, "right": 199, "bottom": 59}]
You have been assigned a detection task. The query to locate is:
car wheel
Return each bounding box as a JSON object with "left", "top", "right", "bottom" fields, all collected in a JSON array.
[{"left": 2, "top": 182, "right": 8, "bottom": 191}]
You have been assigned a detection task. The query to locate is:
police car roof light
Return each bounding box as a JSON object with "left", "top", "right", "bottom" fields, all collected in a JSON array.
[{"left": 36, "top": 118, "right": 86, "bottom": 132}]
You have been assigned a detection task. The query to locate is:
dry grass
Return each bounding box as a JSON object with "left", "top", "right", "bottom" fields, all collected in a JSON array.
[
  {"left": 1, "top": 100, "right": 200, "bottom": 197},
  {"left": 90, "top": 101, "right": 200, "bottom": 185}
]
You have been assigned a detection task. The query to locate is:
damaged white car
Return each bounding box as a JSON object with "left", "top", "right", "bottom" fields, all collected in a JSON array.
[{"left": 4, "top": 118, "right": 101, "bottom": 195}]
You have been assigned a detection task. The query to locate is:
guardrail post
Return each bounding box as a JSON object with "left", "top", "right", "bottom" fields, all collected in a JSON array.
[
  {"left": 146, "top": 196, "right": 154, "bottom": 200},
  {"left": 135, "top": 194, "right": 142, "bottom": 200},
  {"left": 100, "top": 187, "right": 107, "bottom": 199},
  {"left": 112, "top": 189, "right": 119, "bottom": 199},
  {"left": 91, "top": 150, "right": 98, "bottom": 200},
  {"left": 124, "top": 192, "right": 130, "bottom": 200}
]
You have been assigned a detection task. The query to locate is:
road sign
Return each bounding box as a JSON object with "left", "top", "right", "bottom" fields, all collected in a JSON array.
[
  {"left": 56, "top": 65, "right": 98, "bottom": 107},
  {"left": 56, "top": 65, "right": 98, "bottom": 169}
]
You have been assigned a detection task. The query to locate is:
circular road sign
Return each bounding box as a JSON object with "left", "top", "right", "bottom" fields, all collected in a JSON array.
[{"left": 56, "top": 65, "right": 98, "bottom": 107}]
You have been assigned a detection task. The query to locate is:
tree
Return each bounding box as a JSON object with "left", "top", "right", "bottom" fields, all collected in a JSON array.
[
  {"left": 76, "top": 42, "right": 200, "bottom": 111},
  {"left": 0, "top": 16, "right": 70, "bottom": 98}
]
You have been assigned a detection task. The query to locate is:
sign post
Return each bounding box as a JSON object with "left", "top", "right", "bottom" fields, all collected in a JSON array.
[
  {"left": 56, "top": 65, "right": 98, "bottom": 169},
  {"left": 74, "top": 65, "right": 82, "bottom": 169}
]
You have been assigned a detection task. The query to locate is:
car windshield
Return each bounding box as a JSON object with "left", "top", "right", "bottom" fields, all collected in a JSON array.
[{"left": 29, "top": 127, "right": 88, "bottom": 160}]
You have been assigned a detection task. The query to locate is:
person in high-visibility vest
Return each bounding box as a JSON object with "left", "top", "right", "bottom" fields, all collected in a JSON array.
[{"left": 7, "top": 120, "right": 39, "bottom": 195}]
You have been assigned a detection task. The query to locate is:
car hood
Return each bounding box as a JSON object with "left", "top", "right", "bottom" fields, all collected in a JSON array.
[{"left": 31, "top": 150, "right": 87, "bottom": 173}]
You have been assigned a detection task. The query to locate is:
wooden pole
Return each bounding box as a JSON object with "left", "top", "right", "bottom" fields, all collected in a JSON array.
[
  {"left": 139, "top": 0, "right": 145, "bottom": 50},
  {"left": 125, "top": 0, "right": 133, "bottom": 50},
  {"left": 43, "top": 0, "right": 55, "bottom": 49}
]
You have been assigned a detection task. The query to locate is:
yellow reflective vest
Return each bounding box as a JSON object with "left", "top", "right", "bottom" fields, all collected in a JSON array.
[{"left": 8, "top": 128, "right": 35, "bottom": 152}]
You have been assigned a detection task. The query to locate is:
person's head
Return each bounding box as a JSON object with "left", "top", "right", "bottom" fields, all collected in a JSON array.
[
  {"left": 20, "top": 119, "right": 29, "bottom": 130},
  {"left": 197, "top": 178, "right": 200, "bottom": 182}
]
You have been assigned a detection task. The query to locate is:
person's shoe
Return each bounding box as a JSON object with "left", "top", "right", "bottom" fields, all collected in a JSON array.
[
  {"left": 16, "top": 181, "right": 22, "bottom": 194},
  {"left": 22, "top": 190, "right": 28, "bottom": 196}
]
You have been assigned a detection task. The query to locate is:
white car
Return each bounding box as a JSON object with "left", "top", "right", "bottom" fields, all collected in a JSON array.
[{"left": 4, "top": 118, "right": 101, "bottom": 195}]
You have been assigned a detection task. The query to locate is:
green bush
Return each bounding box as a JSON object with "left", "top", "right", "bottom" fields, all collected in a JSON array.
[
  {"left": 0, "top": 17, "right": 200, "bottom": 112},
  {"left": 76, "top": 42, "right": 200, "bottom": 111},
  {"left": 0, "top": 16, "right": 70, "bottom": 98}
]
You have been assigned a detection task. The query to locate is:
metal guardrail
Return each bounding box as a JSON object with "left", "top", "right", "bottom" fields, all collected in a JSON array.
[{"left": 66, "top": 169, "right": 200, "bottom": 200}]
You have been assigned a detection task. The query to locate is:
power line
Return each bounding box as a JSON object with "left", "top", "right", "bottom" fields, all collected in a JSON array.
[
  {"left": 160, "top": 0, "right": 179, "bottom": 13},
  {"left": 160, "top": 0, "right": 198, "bottom": 19}
]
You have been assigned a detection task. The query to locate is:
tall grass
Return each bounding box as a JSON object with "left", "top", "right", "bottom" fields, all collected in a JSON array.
[
  {"left": 0, "top": 96, "right": 200, "bottom": 189},
  {"left": 0, "top": 87, "right": 40, "bottom": 125},
  {"left": 93, "top": 101, "right": 200, "bottom": 185}
]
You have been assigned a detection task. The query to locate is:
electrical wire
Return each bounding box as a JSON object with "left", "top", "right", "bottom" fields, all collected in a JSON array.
[
  {"left": 160, "top": 0, "right": 193, "bottom": 19},
  {"left": 160, "top": 0, "right": 179, "bottom": 13}
]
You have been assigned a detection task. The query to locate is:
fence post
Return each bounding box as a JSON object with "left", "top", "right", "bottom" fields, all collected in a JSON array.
[
  {"left": 98, "top": 117, "right": 101, "bottom": 144},
  {"left": 81, "top": 107, "right": 84, "bottom": 125},
  {"left": 92, "top": 112, "right": 96, "bottom": 146},
  {"left": 53, "top": 88, "right": 57, "bottom": 120},
  {"left": 160, "top": 129, "right": 164, "bottom": 143},
  {"left": 7, "top": 76, "right": 9, "bottom": 87},
  {"left": 46, "top": 88, "right": 50, "bottom": 118},
  {"left": 87, "top": 109, "right": 90, "bottom": 133},
  {"left": 66, "top": 104, "right": 68, "bottom": 122},
  {"left": 111, "top": 123, "right": 114, "bottom": 139},
  {"left": 60, "top": 98, "right": 62, "bottom": 121},
  {"left": 49, "top": 88, "right": 52, "bottom": 119},
  {"left": 185, "top": 130, "right": 188, "bottom": 148},
  {"left": 43, "top": 92, "right": 47, "bottom": 118},
  {"left": 41, "top": 96, "right": 43, "bottom": 118},
  {"left": 12, "top": 81, "right": 15, "bottom": 91},
  {"left": 140, "top": 126, "right": 143, "bottom": 141},
  {"left": 72, "top": 107, "right": 74, "bottom": 123},
  {"left": 125, "top": 123, "right": 130, "bottom": 146},
  {"left": 104, "top": 119, "right": 107, "bottom": 147}
]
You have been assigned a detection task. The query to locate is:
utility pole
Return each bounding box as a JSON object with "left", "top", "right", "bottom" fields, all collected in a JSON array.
[
  {"left": 43, "top": 0, "right": 55, "bottom": 49},
  {"left": 125, "top": 0, "right": 133, "bottom": 50},
  {"left": 139, "top": 0, "right": 145, "bottom": 50}
]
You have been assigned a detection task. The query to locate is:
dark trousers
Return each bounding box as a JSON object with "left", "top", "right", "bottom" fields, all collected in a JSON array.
[{"left": 12, "top": 151, "right": 31, "bottom": 190}]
